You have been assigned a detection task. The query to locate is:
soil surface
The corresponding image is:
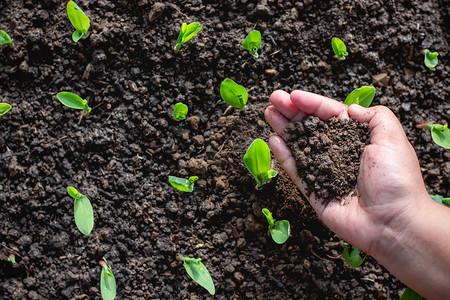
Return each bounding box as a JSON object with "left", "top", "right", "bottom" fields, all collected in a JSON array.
[
  {"left": 0, "top": 0, "right": 448, "bottom": 299},
  {"left": 285, "top": 117, "right": 370, "bottom": 200}
]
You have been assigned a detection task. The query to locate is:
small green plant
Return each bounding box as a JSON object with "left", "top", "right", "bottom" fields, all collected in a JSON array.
[
  {"left": 67, "top": 0, "right": 90, "bottom": 42},
  {"left": 0, "top": 31, "right": 13, "bottom": 48},
  {"left": 7, "top": 254, "right": 16, "bottom": 265},
  {"left": 177, "top": 255, "right": 215, "bottom": 295},
  {"left": 67, "top": 186, "right": 94, "bottom": 236},
  {"left": 331, "top": 37, "right": 348, "bottom": 60},
  {"left": 243, "top": 139, "right": 277, "bottom": 187},
  {"left": 341, "top": 242, "right": 366, "bottom": 268},
  {"left": 173, "top": 22, "right": 201, "bottom": 53},
  {"left": 0, "top": 103, "right": 12, "bottom": 116},
  {"left": 400, "top": 287, "right": 422, "bottom": 300},
  {"left": 168, "top": 176, "right": 198, "bottom": 192},
  {"left": 242, "top": 30, "right": 261, "bottom": 58},
  {"left": 173, "top": 102, "right": 188, "bottom": 121},
  {"left": 100, "top": 261, "right": 116, "bottom": 300},
  {"left": 57, "top": 92, "right": 92, "bottom": 116},
  {"left": 344, "top": 86, "right": 376, "bottom": 107},
  {"left": 262, "top": 208, "right": 290, "bottom": 244},
  {"left": 422, "top": 123, "right": 450, "bottom": 149},
  {"left": 220, "top": 78, "right": 248, "bottom": 111},
  {"left": 422, "top": 49, "right": 438, "bottom": 68},
  {"left": 431, "top": 194, "right": 450, "bottom": 205}
]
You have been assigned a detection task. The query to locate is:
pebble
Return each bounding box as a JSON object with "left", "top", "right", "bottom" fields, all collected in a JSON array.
[{"left": 148, "top": 2, "right": 165, "bottom": 22}]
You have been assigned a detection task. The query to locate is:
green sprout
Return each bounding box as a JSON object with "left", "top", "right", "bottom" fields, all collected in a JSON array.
[
  {"left": 173, "top": 22, "right": 201, "bottom": 53},
  {"left": 168, "top": 176, "right": 198, "bottom": 192},
  {"left": 344, "top": 86, "right": 376, "bottom": 107},
  {"left": 0, "top": 31, "right": 14, "bottom": 48},
  {"left": 331, "top": 37, "right": 348, "bottom": 60},
  {"left": 177, "top": 255, "right": 215, "bottom": 295},
  {"left": 423, "top": 49, "right": 438, "bottom": 68},
  {"left": 341, "top": 242, "right": 366, "bottom": 268},
  {"left": 400, "top": 287, "right": 423, "bottom": 300},
  {"left": 242, "top": 30, "right": 261, "bottom": 58},
  {"left": 220, "top": 78, "right": 248, "bottom": 111},
  {"left": 67, "top": 186, "right": 94, "bottom": 236},
  {"left": 7, "top": 254, "right": 16, "bottom": 265},
  {"left": 431, "top": 194, "right": 450, "bottom": 205},
  {"left": 100, "top": 261, "right": 116, "bottom": 300},
  {"left": 423, "top": 123, "right": 450, "bottom": 149},
  {"left": 262, "top": 208, "right": 290, "bottom": 244},
  {"left": 67, "top": 0, "right": 90, "bottom": 42},
  {"left": 57, "top": 92, "right": 92, "bottom": 116},
  {"left": 243, "top": 139, "right": 277, "bottom": 187},
  {"left": 0, "top": 103, "right": 12, "bottom": 116},
  {"left": 173, "top": 102, "right": 188, "bottom": 121}
]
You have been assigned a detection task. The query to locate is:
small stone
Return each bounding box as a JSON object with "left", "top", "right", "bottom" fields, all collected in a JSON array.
[
  {"left": 188, "top": 116, "right": 200, "bottom": 130},
  {"left": 234, "top": 271, "right": 245, "bottom": 283},
  {"left": 317, "top": 61, "right": 329, "bottom": 68},
  {"left": 244, "top": 214, "right": 264, "bottom": 233},
  {"left": 372, "top": 73, "right": 390, "bottom": 87},
  {"left": 188, "top": 158, "right": 208, "bottom": 175},
  {"left": 148, "top": 2, "right": 165, "bottom": 22},
  {"left": 19, "top": 61, "right": 29, "bottom": 72},
  {"left": 237, "top": 238, "right": 247, "bottom": 248},
  {"left": 192, "top": 135, "right": 204, "bottom": 146},
  {"left": 300, "top": 60, "right": 311, "bottom": 70},
  {"left": 265, "top": 69, "right": 278, "bottom": 75}
]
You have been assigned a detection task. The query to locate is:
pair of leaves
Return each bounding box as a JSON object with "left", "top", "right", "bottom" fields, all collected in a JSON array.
[
  {"left": 180, "top": 256, "right": 215, "bottom": 295},
  {"left": 262, "top": 208, "right": 290, "bottom": 244},
  {"left": 0, "top": 103, "right": 11, "bottom": 116},
  {"left": 220, "top": 79, "right": 248, "bottom": 111},
  {"left": 57, "top": 92, "right": 92, "bottom": 115},
  {"left": 174, "top": 22, "right": 201, "bottom": 53},
  {"left": 243, "top": 139, "right": 277, "bottom": 187},
  {"left": 168, "top": 176, "right": 198, "bottom": 192},
  {"left": 431, "top": 194, "right": 450, "bottom": 205},
  {"left": 67, "top": 0, "right": 90, "bottom": 42},
  {"left": 331, "top": 37, "right": 348, "bottom": 60},
  {"left": 424, "top": 123, "right": 450, "bottom": 149},
  {"left": 242, "top": 30, "right": 261, "bottom": 58},
  {"left": 101, "top": 264, "right": 117, "bottom": 300},
  {"left": 344, "top": 86, "right": 376, "bottom": 107},
  {"left": 67, "top": 186, "right": 94, "bottom": 236},
  {"left": 173, "top": 102, "right": 188, "bottom": 121},
  {"left": 342, "top": 245, "right": 366, "bottom": 268},
  {"left": 0, "top": 31, "right": 13, "bottom": 46},
  {"left": 423, "top": 49, "right": 439, "bottom": 68}
]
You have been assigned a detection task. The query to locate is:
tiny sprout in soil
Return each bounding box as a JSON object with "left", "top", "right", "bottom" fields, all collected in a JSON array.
[
  {"left": 67, "top": 0, "right": 90, "bottom": 42},
  {"left": 242, "top": 30, "right": 261, "bottom": 58},
  {"left": 67, "top": 186, "right": 94, "bottom": 236},
  {"left": 0, "top": 103, "right": 12, "bottom": 116},
  {"left": 331, "top": 37, "right": 348, "bottom": 60},
  {"left": 0, "top": 31, "right": 13, "bottom": 48},
  {"left": 168, "top": 176, "right": 198, "bottom": 192},
  {"left": 243, "top": 139, "right": 277, "bottom": 187},
  {"left": 57, "top": 92, "right": 92, "bottom": 116},
  {"left": 344, "top": 86, "right": 376, "bottom": 107},
  {"left": 100, "top": 261, "right": 116, "bottom": 300},
  {"left": 220, "top": 78, "right": 248, "bottom": 111},
  {"left": 8, "top": 254, "right": 16, "bottom": 265},
  {"left": 177, "top": 255, "right": 215, "bottom": 295},
  {"left": 422, "top": 49, "right": 439, "bottom": 68},
  {"left": 173, "top": 102, "right": 188, "bottom": 121},
  {"left": 173, "top": 22, "right": 201, "bottom": 54},
  {"left": 422, "top": 123, "right": 450, "bottom": 149},
  {"left": 262, "top": 208, "right": 290, "bottom": 244},
  {"left": 431, "top": 194, "right": 450, "bottom": 205},
  {"left": 342, "top": 244, "right": 366, "bottom": 268}
]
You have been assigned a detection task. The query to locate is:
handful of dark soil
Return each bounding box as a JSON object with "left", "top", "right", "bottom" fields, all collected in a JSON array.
[{"left": 285, "top": 116, "right": 369, "bottom": 201}]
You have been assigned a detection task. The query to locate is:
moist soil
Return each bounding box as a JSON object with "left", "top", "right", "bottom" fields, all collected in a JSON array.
[
  {"left": 0, "top": 0, "right": 448, "bottom": 299},
  {"left": 285, "top": 117, "right": 370, "bottom": 200}
]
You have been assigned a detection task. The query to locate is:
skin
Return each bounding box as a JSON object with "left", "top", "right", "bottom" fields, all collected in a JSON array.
[{"left": 265, "top": 90, "right": 450, "bottom": 299}]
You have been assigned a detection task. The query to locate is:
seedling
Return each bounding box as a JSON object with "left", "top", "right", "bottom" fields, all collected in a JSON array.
[
  {"left": 400, "top": 287, "right": 422, "bottom": 300},
  {"left": 431, "top": 194, "right": 450, "bottom": 205},
  {"left": 0, "top": 103, "right": 12, "bottom": 116},
  {"left": 344, "top": 86, "right": 375, "bottom": 107},
  {"left": 67, "top": 0, "right": 90, "bottom": 42},
  {"left": 7, "top": 254, "right": 16, "bottom": 265},
  {"left": 331, "top": 37, "right": 348, "bottom": 60},
  {"left": 243, "top": 139, "right": 277, "bottom": 187},
  {"left": 341, "top": 242, "right": 366, "bottom": 268},
  {"left": 262, "top": 208, "right": 290, "bottom": 244},
  {"left": 422, "top": 49, "right": 438, "bottom": 68},
  {"left": 422, "top": 123, "right": 450, "bottom": 149},
  {"left": 220, "top": 78, "right": 248, "bottom": 111},
  {"left": 57, "top": 92, "right": 92, "bottom": 116},
  {"left": 177, "top": 255, "right": 215, "bottom": 295},
  {"left": 0, "top": 31, "right": 13, "bottom": 48},
  {"left": 242, "top": 30, "right": 261, "bottom": 58},
  {"left": 168, "top": 176, "right": 198, "bottom": 192},
  {"left": 100, "top": 261, "right": 116, "bottom": 300},
  {"left": 173, "top": 22, "right": 201, "bottom": 53},
  {"left": 67, "top": 186, "right": 94, "bottom": 236},
  {"left": 173, "top": 102, "right": 188, "bottom": 121}
]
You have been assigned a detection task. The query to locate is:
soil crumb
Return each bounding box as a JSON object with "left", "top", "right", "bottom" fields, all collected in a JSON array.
[{"left": 285, "top": 116, "right": 369, "bottom": 201}]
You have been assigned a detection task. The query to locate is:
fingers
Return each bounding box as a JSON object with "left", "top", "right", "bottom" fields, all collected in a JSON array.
[
  {"left": 270, "top": 90, "right": 307, "bottom": 121},
  {"left": 265, "top": 106, "right": 289, "bottom": 138},
  {"left": 290, "top": 90, "right": 350, "bottom": 120}
]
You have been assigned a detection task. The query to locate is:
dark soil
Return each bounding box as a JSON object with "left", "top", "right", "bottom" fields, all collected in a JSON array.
[
  {"left": 0, "top": 0, "right": 448, "bottom": 299},
  {"left": 285, "top": 117, "right": 370, "bottom": 200}
]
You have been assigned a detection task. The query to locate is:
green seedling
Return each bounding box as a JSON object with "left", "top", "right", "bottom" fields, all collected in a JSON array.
[
  {"left": 67, "top": 0, "right": 90, "bottom": 42},
  {"left": 242, "top": 30, "right": 261, "bottom": 58},
  {"left": 342, "top": 243, "right": 366, "bottom": 268},
  {"left": 100, "top": 261, "right": 116, "bottom": 300},
  {"left": 57, "top": 92, "right": 92, "bottom": 116},
  {"left": 178, "top": 255, "right": 215, "bottom": 295},
  {"left": 173, "top": 22, "right": 201, "bottom": 53},
  {"left": 422, "top": 123, "right": 450, "bottom": 149},
  {"left": 173, "top": 102, "right": 188, "bottom": 121},
  {"left": 0, "top": 31, "right": 13, "bottom": 48},
  {"left": 67, "top": 186, "right": 94, "bottom": 236},
  {"left": 431, "top": 194, "right": 450, "bottom": 205},
  {"left": 220, "top": 78, "right": 248, "bottom": 111},
  {"left": 400, "top": 287, "right": 422, "bottom": 300},
  {"left": 331, "top": 37, "right": 348, "bottom": 60},
  {"left": 344, "top": 86, "right": 375, "bottom": 107},
  {"left": 7, "top": 254, "right": 16, "bottom": 265},
  {"left": 423, "top": 49, "right": 438, "bottom": 68},
  {"left": 243, "top": 139, "right": 277, "bottom": 187},
  {"left": 262, "top": 208, "right": 290, "bottom": 244},
  {"left": 0, "top": 103, "right": 12, "bottom": 116},
  {"left": 168, "top": 176, "right": 198, "bottom": 192}
]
